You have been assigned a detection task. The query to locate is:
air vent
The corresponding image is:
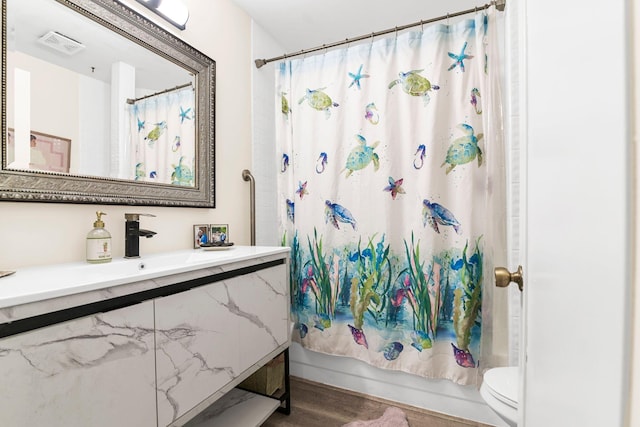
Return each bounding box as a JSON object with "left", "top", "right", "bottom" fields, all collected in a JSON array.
[{"left": 37, "top": 31, "right": 85, "bottom": 55}]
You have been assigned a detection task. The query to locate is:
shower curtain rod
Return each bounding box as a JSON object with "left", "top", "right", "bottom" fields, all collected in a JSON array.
[
  {"left": 126, "top": 82, "right": 193, "bottom": 104},
  {"left": 254, "top": 0, "right": 505, "bottom": 69}
]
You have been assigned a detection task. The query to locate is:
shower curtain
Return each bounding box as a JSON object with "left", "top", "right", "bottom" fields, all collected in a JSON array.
[
  {"left": 127, "top": 86, "right": 195, "bottom": 185},
  {"left": 277, "top": 9, "right": 505, "bottom": 385}
]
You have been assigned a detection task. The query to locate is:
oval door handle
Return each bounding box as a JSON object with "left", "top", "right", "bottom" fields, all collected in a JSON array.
[{"left": 494, "top": 265, "right": 523, "bottom": 291}]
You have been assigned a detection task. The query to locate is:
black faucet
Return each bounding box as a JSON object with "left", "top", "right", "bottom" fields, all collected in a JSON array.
[{"left": 124, "top": 213, "right": 157, "bottom": 258}]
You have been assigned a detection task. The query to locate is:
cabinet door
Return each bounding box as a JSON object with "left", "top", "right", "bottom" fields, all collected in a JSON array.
[
  {"left": 0, "top": 301, "right": 157, "bottom": 427},
  {"left": 155, "top": 264, "right": 288, "bottom": 426}
]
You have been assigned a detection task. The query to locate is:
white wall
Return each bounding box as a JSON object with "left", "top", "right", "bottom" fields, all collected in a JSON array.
[
  {"left": 522, "top": 0, "right": 631, "bottom": 425},
  {"left": 6, "top": 51, "right": 79, "bottom": 146},
  {"left": 630, "top": 1, "right": 640, "bottom": 425},
  {"left": 251, "top": 22, "right": 281, "bottom": 247},
  {"left": 0, "top": 0, "right": 254, "bottom": 268}
]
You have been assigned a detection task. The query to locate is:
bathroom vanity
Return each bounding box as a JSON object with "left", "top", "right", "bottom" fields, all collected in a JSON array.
[{"left": 0, "top": 246, "right": 290, "bottom": 426}]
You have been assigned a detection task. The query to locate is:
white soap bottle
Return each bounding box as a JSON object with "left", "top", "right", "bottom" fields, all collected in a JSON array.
[{"left": 86, "top": 211, "right": 112, "bottom": 264}]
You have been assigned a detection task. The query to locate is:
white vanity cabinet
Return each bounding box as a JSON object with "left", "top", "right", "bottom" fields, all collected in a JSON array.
[
  {"left": 0, "top": 246, "right": 290, "bottom": 427},
  {"left": 155, "top": 264, "right": 289, "bottom": 426},
  {"left": 0, "top": 301, "right": 157, "bottom": 427}
]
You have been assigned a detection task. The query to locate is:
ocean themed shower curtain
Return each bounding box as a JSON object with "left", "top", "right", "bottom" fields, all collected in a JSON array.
[
  {"left": 127, "top": 86, "right": 195, "bottom": 185},
  {"left": 277, "top": 8, "right": 505, "bottom": 385}
]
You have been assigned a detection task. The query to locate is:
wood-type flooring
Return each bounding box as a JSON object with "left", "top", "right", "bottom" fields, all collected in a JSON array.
[{"left": 262, "top": 377, "right": 495, "bottom": 427}]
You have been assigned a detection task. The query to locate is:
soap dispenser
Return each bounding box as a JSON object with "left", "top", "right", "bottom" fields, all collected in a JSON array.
[{"left": 86, "top": 211, "right": 112, "bottom": 264}]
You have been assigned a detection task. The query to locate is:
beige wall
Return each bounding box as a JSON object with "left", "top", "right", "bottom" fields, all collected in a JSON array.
[
  {"left": 0, "top": 0, "right": 253, "bottom": 269},
  {"left": 7, "top": 51, "right": 80, "bottom": 146}
]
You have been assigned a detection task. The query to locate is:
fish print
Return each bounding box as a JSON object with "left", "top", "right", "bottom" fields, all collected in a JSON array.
[
  {"left": 296, "top": 181, "right": 309, "bottom": 199},
  {"left": 413, "top": 144, "right": 426, "bottom": 169},
  {"left": 382, "top": 342, "right": 404, "bottom": 361},
  {"left": 295, "top": 323, "right": 308, "bottom": 339},
  {"left": 316, "top": 152, "right": 328, "bottom": 174},
  {"left": 422, "top": 199, "right": 462, "bottom": 235},
  {"left": 314, "top": 314, "right": 332, "bottom": 331},
  {"left": 364, "top": 102, "right": 379, "bottom": 124},
  {"left": 325, "top": 200, "right": 357, "bottom": 230},
  {"left": 348, "top": 324, "right": 369, "bottom": 348},
  {"left": 348, "top": 64, "right": 370, "bottom": 90},
  {"left": 286, "top": 199, "right": 295, "bottom": 223},
  {"left": 383, "top": 176, "right": 406, "bottom": 200},
  {"left": 448, "top": 41, "right": 474, "bottom": 72},
  {"left": 137, "top": 117, "right": 145, "bottom": 132},
  {"left": 390, "top": 288, "right": 406, "bottom": 307},
  {"left": 410, "top": 330, "right": 432, "bottom": 352},
  {"left": 451, "top": 343, "right": 476, "bottom": 368}
]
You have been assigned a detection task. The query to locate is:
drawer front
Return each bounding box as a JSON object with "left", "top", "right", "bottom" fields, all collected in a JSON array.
[{"left": 0, "top": 301, "right": 157, "bottom": 427}]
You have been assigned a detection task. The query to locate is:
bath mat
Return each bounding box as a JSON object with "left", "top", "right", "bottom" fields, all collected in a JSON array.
[{"left": 342, "top": 406, "right": 410, "bottom": 427}]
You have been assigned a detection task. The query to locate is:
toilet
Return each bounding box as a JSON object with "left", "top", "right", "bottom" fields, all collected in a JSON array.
[{"left": 480, "top": 367, "right": 519, "bottom": 426}]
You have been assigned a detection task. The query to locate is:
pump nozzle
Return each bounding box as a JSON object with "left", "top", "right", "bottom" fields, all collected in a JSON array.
[{"left": 94, "top": 211, "right": 107, "bottom": 228}]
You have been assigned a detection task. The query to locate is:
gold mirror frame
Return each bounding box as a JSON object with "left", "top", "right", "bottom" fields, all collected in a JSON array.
[{"left": 0, "top": 0, "right": 216, "bottom": 207}]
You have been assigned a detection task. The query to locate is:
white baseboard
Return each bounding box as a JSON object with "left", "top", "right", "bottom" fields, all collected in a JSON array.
[{"left": 288, "top": 342, "right": 508, "bottom": 426}]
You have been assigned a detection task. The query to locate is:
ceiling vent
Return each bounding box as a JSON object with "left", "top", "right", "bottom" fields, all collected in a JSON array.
[{"left": 37, "top": 31, "right": 85, "bottom": 56}]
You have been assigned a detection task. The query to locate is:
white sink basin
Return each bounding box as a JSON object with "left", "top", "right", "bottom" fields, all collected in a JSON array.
[{"left": 0, "top": 246, "right": 288, "bottom": 309}]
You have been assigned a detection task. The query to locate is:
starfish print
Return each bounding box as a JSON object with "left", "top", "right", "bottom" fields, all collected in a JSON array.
[
  {"left": 296, "top": 181, "right": 309, "bottom": 199},
  {"left": 348, "top": 64, "right": 370, "bottom": 89},
  {"left": 383, "top": 176, "right": 406, "bottom": 200},
  {"left": 447, "top": 42, "right": 474, "bottom": 72},
  {"left": 179, "top": 106, "right": 193, "bottom": 123}
]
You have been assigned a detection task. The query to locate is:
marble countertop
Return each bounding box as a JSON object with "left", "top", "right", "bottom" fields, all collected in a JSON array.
[{"left": 0, "top": 246, "right": 289, "bottom": 312}]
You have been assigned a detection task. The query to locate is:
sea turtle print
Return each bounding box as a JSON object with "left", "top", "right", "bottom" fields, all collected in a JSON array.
[
  {"left": 325, "top": 200, "right": 357, "bottom": 230},
  {"left": 441, "top": 123, "right": 484, "bottom": 174},
  {"left": 422, "top": 198, "right": 462, "bottom": 235},
  {"left": 298, "top": 88, "right": 339, "bottom": 119},
  {"left": 388, "top": 70, "right": 440, "bottom": 106},
  {"left": 344, "top": 134, "right": 380, "bottom": 178}
]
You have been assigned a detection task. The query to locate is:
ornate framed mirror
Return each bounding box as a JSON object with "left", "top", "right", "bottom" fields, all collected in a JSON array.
[{"left": 1, "top": 0, "right": 215, "bottom": 207}]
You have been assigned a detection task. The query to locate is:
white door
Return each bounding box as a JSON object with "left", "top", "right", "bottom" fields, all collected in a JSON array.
[{"left": 520, "top": 0, "right": 631, "bottom": 425}]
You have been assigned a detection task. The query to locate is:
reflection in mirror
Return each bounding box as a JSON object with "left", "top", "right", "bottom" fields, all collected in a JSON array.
[
  {"left": 6, "top": 0, "right": 195, "bottom": 185},
  {"left": 1, "top": 0, "right": 216, "bottom": 206}
]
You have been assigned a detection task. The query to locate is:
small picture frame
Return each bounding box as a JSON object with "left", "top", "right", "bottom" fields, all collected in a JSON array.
[
  {"left": 7, "top": 128, "right": 71, "bottom": 173},
  {"left": 210, "top": 224, "right": 229, "bottom": 243},
  {"left": 193, "top": 224, "right": 210, "bottom": 248}
]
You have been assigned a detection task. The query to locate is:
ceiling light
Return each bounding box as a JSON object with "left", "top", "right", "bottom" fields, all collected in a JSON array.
[{"left": 123, "top": 0, "right": 189, "bottom": 30}]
